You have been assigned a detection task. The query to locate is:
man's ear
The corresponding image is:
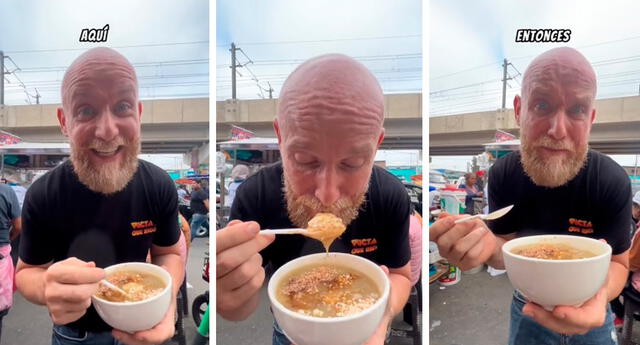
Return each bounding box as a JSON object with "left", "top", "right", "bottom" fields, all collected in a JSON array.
[
  {"left": 514, "top": 95, "right": 522, "bottom": 126},
  {"left": 137, "top": 101, "right": 143, "bottom": 121},
  {"left": 274, "top": 118, "right": 282, "bottom": 145},
  {"left": 57, "top": 108, "right": 69, "bottom": 136},
  {"left": 376, "top": 128, "right": 385, "bottom": 149}
]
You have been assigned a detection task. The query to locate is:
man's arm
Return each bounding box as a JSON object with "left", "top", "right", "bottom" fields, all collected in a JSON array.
[
  {"left": 606, "top": 250, "right": 629, "bottom": 301},
  {"left": 364, "top": 263, "right": 412, "bottom": 345},
  {"left": 150, "top": 242, "right": 184, "bottom": 298},
  {"left": 204, "top": 199, "right": 209, "bottom": 211},
  {"left": 10, "top": 217, "right": 21, "bottom": 241}
]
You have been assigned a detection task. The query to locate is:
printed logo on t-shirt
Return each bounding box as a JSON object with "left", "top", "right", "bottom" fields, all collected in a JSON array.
[
  {"left": 350, "top": 238, "right": 378, "bottom": 255},
  {"left": 568, "top": 218, "right": 593, "bottom": 235},
  {"left": 130, "top": 220, "right": 157, "bottom": 236}
]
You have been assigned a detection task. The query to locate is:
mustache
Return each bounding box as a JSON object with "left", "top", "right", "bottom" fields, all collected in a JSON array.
[
  {"left": 534, "top": 136, "right": 573, "bottom": 151},
  {"left": 86, "top": 138, "right": 127, "bottom": 151}
]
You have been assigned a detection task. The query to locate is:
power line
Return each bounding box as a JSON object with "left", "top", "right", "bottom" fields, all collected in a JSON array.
[
  {"left": 5, "top": 41, "right": 209, "bottom": 54},
  {"left": 217, "top": 34, "right": 420, "bottom": 47}
]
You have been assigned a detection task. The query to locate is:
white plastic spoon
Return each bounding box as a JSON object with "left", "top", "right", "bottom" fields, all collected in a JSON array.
[
  {"left": 453, "top": 204, "right": 514, "bottom": 224},
  {"left": 100, "top": 280, "right": 130, "bottom": 299},
  {"left": 260, "top": 228, "right": 309, "bottom": 235}
]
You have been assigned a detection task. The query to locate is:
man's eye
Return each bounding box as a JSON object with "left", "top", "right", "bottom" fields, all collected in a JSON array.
[
  {"left": 114, "top": 102, "right": 132, "bottom": 114},
  {"left": 77, "top": 107, "right": 96, "bottom": 118},
  {"left": 342, "top": 158, "right": 365, "bottom": 169},
  {"left": 533, "top": 101, "right": 550, "bottom": 112},
  {"left": 568, "top": 105, "right": 587, "bottom": 117},
  {"left": 294, "top": 153, "right": 316, "bottom": 165}
]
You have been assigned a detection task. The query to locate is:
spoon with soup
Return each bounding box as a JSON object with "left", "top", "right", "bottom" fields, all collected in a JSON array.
[{"left": 261, "top": 213, "right": 347, "bottom": 252}]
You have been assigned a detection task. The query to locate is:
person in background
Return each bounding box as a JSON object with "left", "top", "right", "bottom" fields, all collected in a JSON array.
[
  {"left": 177, "top": 184, "right": 189, "bottom": 205},
  {"left": 0, "top": 183, "right": 21, "bottom": 343},
  {"left": 189, "top": 180, "right": 209, "bottom": 241},
  {"left": 463, "top": 172, "right": 483, "bottom": 215},
  {"left": 224, "top": 164, "right": 249, "bottom": 208},
  {"left": 632, "top": 191, "right": 640, "bottom": 228},
  {"left": 610, "top": 191, "right": 640, "bottom": 327}
]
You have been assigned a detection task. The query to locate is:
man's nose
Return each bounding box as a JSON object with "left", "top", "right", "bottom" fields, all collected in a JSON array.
[
  {"left": 94, "top": 110, "right": 119, "bottom": 142},
  {"left": 315, "top": 167, "right": 341, "bottom": 206},
  {"left": 547, "top": 112, "right": 568, "bottom": 140}
]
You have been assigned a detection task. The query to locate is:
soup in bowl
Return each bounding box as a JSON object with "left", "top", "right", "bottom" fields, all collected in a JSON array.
[
  {"left": 502, "top": 234, "right": 611, "bottom": 310},
  {"left": 268, "top": 253, "right": 390, "bottom": 345},
  {"left": 92, "top": 262, "right": 172, "bottom": 332}
]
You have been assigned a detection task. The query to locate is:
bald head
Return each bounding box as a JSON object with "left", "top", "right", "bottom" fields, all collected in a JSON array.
[
  {"left": 276, "top": 54, "right": 384, "bottom": 138},
  {"left": 522, "top": 47, "right": 596, "bottom": 100},
  {"left": 61, "top": 47, "right": 138, "bottom": 110}
]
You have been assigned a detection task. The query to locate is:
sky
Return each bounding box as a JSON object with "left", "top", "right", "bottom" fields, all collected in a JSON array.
[
  {"left": 0, "top": 0, "right": 207, "bottom": 170},
  {"left": 0, "top": 0, "right": 209, "bottom": 105},
  {"left": 215, "top": 0, "right": 423, "bottom": 167},
  {"left": 429, "top": 0, "right": 640, "bottom": 170},
  {"left": 216, "top": 0, "right": 422, "bottom": 101}
]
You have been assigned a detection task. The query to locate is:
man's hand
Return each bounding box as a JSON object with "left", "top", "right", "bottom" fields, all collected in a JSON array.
[
  {"left": 429, "top": 216, "right": 498, "bottom": 270},
  {"left": 112, "top": 302, "right": 176, "bottom": 345},
  {"left": 216, "top": 220, "right": 275, "bottom": 321},
  {"left": 43, "top": 257, "right": 105, "bottom": 325},
  {"left": 522, "top": 286, "right": 608, "bottom": 335}
]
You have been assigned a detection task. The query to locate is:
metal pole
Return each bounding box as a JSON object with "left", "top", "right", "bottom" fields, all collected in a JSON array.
[
  {"left": 231, "top": 43, "right": 237, "bottom": 100},
  {"left": 501, "top": 58, "right": 508, "bottom": 109},
  {"left": 0, "top": 51, "right": 4, "bottom": 106}
]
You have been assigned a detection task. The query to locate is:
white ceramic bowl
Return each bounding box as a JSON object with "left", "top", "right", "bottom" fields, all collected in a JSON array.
[
  {"left": 267, "top": 253, "right": 390, "bottom": 345},
  {"left": 91, "top": 262, "right": 172, "bottom": 332},
  {"left": 502, "top": 235, "right": 611, "bottom": 310}
]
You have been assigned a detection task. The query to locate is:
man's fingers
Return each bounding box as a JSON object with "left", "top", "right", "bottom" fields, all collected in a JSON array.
[
  {"left": 217, "top": 267, "right": 266, "bottom": 313},
  {"left": 227, "top": 219, "right": 243, "bottom": 227},
  {"left": 553, "top": 289, "right": 607, "bottom": 329},
  {"left": 429, "top": 217, "right": 455, "bottom": 242},
  {"left": 523, "top": 302, "right": 597, "bottom": 335},
  {"left": 216, "top": 221, "right": 261, "bottom": 253},
  {"left": 217, "top": 233, "right": 274, "bottom": 278},
  {"left": 47, "top": 265, "right": 105, "bottom": 285},
  {"left": 436, "top": 219, "right": 486, "bottom": 256},
  {"left": 217, "top": 253, "right": 263, "bottom": 290},
  {"left": 448, "top": 226, "right": 487, "bottom": 264}
]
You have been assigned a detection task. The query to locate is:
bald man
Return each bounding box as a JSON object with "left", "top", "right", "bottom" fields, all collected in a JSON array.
[
  {"left": 216, "top": 54, "right": 413, "bottom": 345},
  {"left": 15, "top": 47, "right": 184, "bottom": 345},
  {"left": 431, "top": 47, "right": 630, "bottom": 344}
]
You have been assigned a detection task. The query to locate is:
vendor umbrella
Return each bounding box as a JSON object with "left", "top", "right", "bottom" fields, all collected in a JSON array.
[{"left": 174, "top": 178, "right": 197, "bottom": 185}]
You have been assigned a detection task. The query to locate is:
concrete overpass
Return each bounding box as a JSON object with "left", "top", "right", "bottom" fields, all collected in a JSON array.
[
  {"left": 216, "top": 93, "right": 422, "bottom": 150},
  {"left": 0, "top": 98, "right": 209, "bottom": 155},
  {"left": 430, "top": 95, "right": 640, "bottom": 155}
]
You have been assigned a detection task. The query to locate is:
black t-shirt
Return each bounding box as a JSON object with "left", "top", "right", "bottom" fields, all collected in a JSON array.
[
  {"left": 488, "top": 150, "right": 631, "bottom": 255},
  {"left": 230, "top": 162, "right": 411, "bottom": 271},
  {"left": 190, "top": 189, "right": 208, "bottom": 215},
  {"left": 20, "top": 159, "right": 180, "bottom": 332}
]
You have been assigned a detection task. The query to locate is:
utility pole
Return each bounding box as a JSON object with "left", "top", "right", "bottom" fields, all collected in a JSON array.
[
  {"left": 34, "top": 88, "right": 40, "bottom": 104},
  {"left": 0, "top": 51, "right": 4, "bottom": 106},
  {"left": 501, "top": 58, "right": 508, "bottom": 109},
  {"left": 230, "top": 43, "right": 238, "bottom": 100},
  {"left": 267, "top": 82, "right": 273, "bottom": 99}
]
